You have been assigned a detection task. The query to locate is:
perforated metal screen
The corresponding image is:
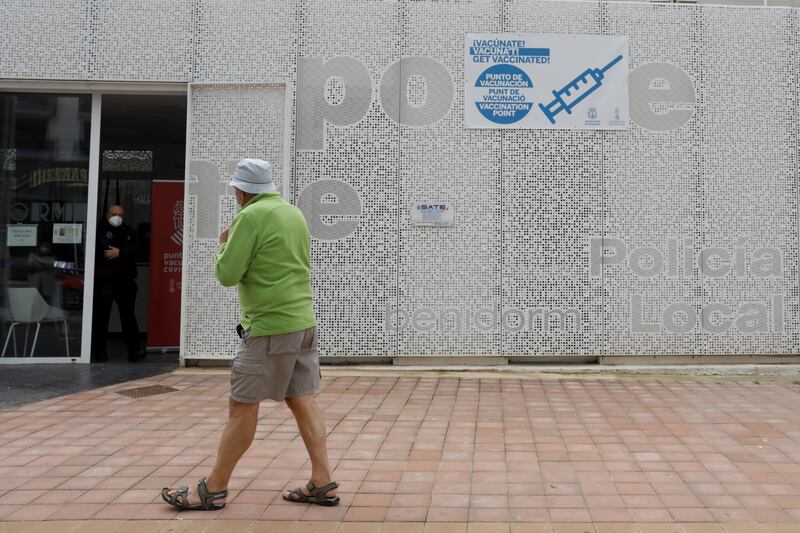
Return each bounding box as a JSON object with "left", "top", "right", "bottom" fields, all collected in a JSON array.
[
  {"left": 180, "top": 2, "right": 800, "bottom": 360},
  {"left": 2, "top": 0, "right": 797, "bottom": 360},
  {"left": 183, "top": 84, "right": 287, "bottom": 360}
]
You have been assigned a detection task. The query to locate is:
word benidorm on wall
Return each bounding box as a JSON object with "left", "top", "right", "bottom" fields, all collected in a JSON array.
[{"left": 465, "top": 33, "right": 630, "bottom": 129}]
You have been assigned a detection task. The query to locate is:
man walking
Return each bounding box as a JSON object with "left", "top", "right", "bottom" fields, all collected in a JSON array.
[{"left": 162, "top": 159, "right": 338, "bottom": 510}]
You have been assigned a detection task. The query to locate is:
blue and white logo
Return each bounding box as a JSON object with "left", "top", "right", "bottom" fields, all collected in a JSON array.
[
  {"left": 538, "top": 54, "right": 624, "bottom": 125},
  {"left": 474, "top": 64, "right": 534, "bottom": 125}
]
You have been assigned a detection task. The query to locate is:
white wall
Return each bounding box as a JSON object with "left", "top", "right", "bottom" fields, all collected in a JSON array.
[{"left": 2, "top": 0, "right": 797, "bottom": 359}]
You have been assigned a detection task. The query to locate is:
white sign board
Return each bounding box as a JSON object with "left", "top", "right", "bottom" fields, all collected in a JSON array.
[
  {"left": 53, "top": 223, "right": 83, "bottom": 244},
  {"left": 6, "top": 224, "right": 37, "bottom": 247},
  {"left": 411, "top": 203, "right": 454, "bottom": 226},
  {"left": 465, "top": 33, "right": 629, "bottom": 129}
]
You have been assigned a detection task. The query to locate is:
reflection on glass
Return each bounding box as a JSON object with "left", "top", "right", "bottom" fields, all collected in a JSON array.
[{"left": 0, "top": 93, "right": 91, "bottom": 359}]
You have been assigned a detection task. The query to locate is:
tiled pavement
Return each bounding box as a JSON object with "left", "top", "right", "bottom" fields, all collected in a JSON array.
[
  {"left": 0, "top": 521, "right": 798, "bottom": 532},
  {"left": 0, "top": 370, "right": 799, "bottom": 532}
]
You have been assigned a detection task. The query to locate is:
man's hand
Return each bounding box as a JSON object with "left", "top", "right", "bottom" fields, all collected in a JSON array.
[
  {"left": 219, "top": 226, "right": 230, "bottom": 244},
  {"left": 104, "top": 246, "right": 120, "bottom": 259}
]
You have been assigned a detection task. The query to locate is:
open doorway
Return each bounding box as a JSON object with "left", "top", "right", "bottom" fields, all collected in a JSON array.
[{"left": 92, "top": 94, "right": 186, "bottom": 365}]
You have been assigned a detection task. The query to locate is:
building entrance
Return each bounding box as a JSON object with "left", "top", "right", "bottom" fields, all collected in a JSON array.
[{"left": 91, "top": 95, "right": 186, "bottom": 364}]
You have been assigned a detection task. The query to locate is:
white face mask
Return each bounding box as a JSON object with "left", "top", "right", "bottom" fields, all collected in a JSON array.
[{"left": 108, "top": 215, "right": 123, "bottom": 227}]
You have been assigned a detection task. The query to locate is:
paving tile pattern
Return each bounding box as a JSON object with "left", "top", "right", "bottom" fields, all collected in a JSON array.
[
  {"left": 0, "top": 373, "right": 799, "bottom": 526},
  {"left": 0, "top": 520, "right": 798, "bottom": 532}
]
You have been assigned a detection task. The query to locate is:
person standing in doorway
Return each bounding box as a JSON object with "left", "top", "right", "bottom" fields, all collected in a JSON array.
[
  {"left": 161, "top": 158, "right": 338, "bottom": 511},
  {"left": 91, "top": 204, "right": 145, "bottom": 363}
]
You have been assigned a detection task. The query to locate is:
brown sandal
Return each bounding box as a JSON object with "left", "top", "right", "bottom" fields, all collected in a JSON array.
[
  {"left": 282, "top": 481, "right": 340, "bottom": 506},
  {"left": 161, "top": 478, "right": 227, "bottom": 511}
]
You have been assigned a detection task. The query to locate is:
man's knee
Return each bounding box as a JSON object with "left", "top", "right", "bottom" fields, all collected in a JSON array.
[
  {"left": 285, "top": 394, "right": 314, "bottom": 411},
  {"left": 229, "top": 398, "right": 259, "bottom": 417}
]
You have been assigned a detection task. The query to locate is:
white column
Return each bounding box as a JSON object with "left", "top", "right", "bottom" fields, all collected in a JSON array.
[{"left": 79, "top": 93, "right": 102, "bottom": 364}]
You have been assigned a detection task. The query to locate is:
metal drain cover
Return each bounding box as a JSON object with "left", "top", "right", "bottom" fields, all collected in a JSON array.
[{"left": 116, "top": 385, "right": 178, "bottom": 399}]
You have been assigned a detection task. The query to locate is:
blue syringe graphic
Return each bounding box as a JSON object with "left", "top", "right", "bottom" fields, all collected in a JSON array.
[{"left": 538, "top": 54, "right": 624, "bottom": 125}]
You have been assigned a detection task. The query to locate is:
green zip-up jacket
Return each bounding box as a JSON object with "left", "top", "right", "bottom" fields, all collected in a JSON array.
[{"left": 215, "top": 192, "right": 316, "bottom": 336}]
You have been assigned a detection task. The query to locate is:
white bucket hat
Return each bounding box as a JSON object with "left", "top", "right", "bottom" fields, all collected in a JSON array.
[{"left": 229, "top": 158, "right": 277, "bottom": 194}]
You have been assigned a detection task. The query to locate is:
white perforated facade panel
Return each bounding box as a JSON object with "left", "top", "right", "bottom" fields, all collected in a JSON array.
[
  {"left": 88, "top": 0, "right": 194, "bottom": 81},
  {"left": 699, "top": 8, "right": 799, "bottom": 354},
  {"left": 397, "top": 0, "right": 502, "bottom": 356},
  {"left": 192, "top": 0, "right": 297, "bottom": 83},
  {"left": 294, "top": 0, "right": 399, "bottom": 357},
  {"left": 2, "top": 0, "right": 799, "bottom": 361},
  {"left": 0, "top": 0, "right": 90, "bottom": 79},
  {"left": 501, "top": 1, "right": 603, "bottom": 357},
  {"left": 601, "top": 4, "right": 703, "bottom": 355},
  {"left": 183, "top": 84, "right": 286, "bottom": 359}
]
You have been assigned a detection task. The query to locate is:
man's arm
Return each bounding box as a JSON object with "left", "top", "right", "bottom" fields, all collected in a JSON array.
[
  {"left": 104, "top": 228, "right": 139, "bottom": 261},
  {"left": 215, "top": 214, "right": 257, "bottom": 287},
  {"left": 96, "top": 227, "right": 111, "bottom": 261}
]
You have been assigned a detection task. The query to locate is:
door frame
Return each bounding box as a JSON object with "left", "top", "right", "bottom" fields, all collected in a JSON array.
[{"left": 0, "top": 80, "right": 188, "bottom": 364}]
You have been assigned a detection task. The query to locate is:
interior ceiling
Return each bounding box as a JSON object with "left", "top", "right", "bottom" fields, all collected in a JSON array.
[{"left": 101, "top": 94, "right": 187, "bottom": 146}]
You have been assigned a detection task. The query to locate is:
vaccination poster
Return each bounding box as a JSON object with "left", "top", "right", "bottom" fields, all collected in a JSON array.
[
  {"left": 464, "top": 34, "right": 629, "bottom": 129},
  {"left": 147, "top": 181, "right": 184, "bottom": 349}
]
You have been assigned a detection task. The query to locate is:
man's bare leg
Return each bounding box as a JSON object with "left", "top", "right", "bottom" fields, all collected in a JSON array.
[
  {"left": 283, "top": 394, "right": 337, "bottom": 499},
  {"left": 167, "top": 398, "right": 259, "bottom": 504}
]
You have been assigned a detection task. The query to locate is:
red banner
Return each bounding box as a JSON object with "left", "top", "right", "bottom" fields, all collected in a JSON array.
[{"left": 147, "top": 181, "right": 184, "bottom": 348}]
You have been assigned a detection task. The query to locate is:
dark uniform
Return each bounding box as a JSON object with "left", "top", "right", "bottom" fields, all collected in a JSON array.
[{"left": 91, "top": 217, "right": 143, "bottom": 361}]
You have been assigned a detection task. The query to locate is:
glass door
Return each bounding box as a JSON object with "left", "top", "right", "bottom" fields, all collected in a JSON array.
[{"left": 0, "top": 93, "right": 93, "bottom": 361}]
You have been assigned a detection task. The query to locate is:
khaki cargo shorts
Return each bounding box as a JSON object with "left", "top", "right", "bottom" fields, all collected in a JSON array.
[{"left": 230, "top": 326, "right": 320, "bottom": 403}]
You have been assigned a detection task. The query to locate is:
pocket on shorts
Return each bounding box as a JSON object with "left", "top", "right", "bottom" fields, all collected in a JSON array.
[
  {"left": 232, "top": 358, "right": 264, "bottom": 375},
  {"left": 302, "top": 327, "right": 317, "bottom": 352},
  {"left": 232, "top": 344, "right": 265, "bottom": 375}
]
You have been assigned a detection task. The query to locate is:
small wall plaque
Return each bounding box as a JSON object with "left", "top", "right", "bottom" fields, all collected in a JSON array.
[{"left": 411, "top": 203, "right": 454, "bottom": 226}]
